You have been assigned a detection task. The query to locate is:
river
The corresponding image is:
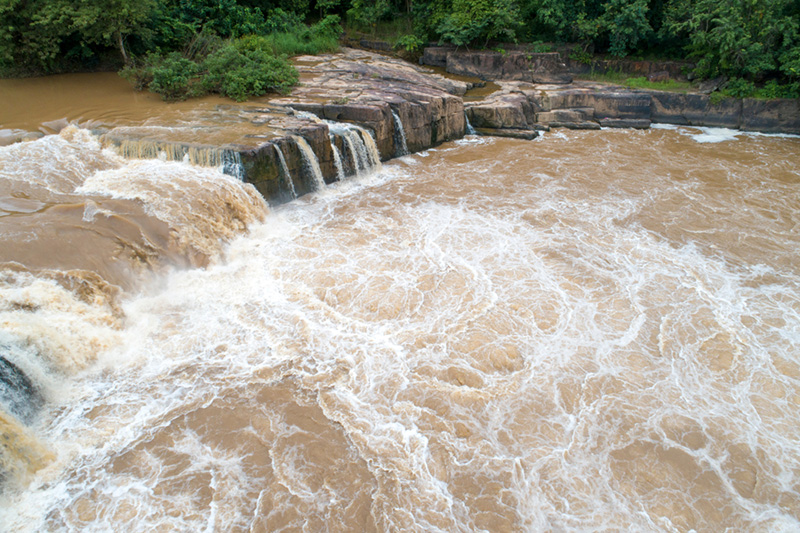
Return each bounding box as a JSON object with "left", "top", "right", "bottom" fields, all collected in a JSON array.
[{"left": 0, "top": 113, "right": 799, "bottom": 530}]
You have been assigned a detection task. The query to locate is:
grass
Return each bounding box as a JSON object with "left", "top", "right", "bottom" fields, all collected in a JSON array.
[
  {"left": 262, "top": 31, "right": 340, "bottom": 56},
  {"left": 576, "top": 71, "right": 694, "bottom": 92}
]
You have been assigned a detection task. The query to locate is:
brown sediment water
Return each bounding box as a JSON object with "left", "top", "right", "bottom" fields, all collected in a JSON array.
[
  {"left": 0, "top": 123, "right": 799, "bottom": 531},
  {"left": 0, "top": 72, "right": 236, "bottom": 132}
]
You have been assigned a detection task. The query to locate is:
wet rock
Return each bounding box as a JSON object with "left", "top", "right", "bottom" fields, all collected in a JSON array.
[
  {"left": 0, "top": 355, "right": 42, "bottom": 423},
  {"left": 421, "top": 46, "right": 453, "bottom": 67},
  {"left": 474, "top": 127, "right": 539, "bottom": 140},
  {"left": 548, "top": 121, "right": 602, "bottom": 130},
  {"left": 741, "top": 98, "right": 800, "bottom": 134},
  {"left": 39, "top": 118, "right": 70, "bottom": 134},
  {"left": 537, "top": 108, "right": 595, "bottom": 124},
  {"left": 650, "top": 92, "right": 742, "bottom": 128},
  {"left": 599, "top": 118, "right": 651, "bottom": 129},
  {"left": 445, "top": 50, "right": 571, "bottom": 84},
  {"left": 359, "top": 39, "right": 391, "bottom": 52}
]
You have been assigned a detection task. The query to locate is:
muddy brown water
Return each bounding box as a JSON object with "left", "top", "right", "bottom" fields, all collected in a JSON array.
[{"left": 0, "top": 113, "right": 798, "bottom": 531}]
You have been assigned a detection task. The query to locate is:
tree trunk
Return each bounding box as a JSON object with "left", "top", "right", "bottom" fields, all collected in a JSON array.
[{"left": 116, "top": 30, "right": 129, "bottom": 65}]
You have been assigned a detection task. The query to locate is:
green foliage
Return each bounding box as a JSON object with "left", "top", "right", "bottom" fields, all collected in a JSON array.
[
  {"left": 529, "top": 41, "right": 552, "bottom": 53},
  {"left": 203, "top": 40, "right": 298, "bottom": 100},
  {"left": 722, "top": 78, "right": 756, "bottom": 98},
  {"left": 396, "top": 34, "right": 426, "bottom": 53},
  {"left": 665, "top": 0, "right": 800, "bottom": 81},
  {"left": 176, "top": 0, "right": 267, "bottom": 37},
  {"left": 121, "top": 34, "right": 299, "bottom": 102},
  {"left": 755, "top": 79, "right": 800, "bottom": 98},
  {"left": 4, "top": 0, "right": 800, "bottom": 94},
  {"left": 622, "top": 75, "right": 692, "bottom": 92},
  {"left": 260, "top": 15, "right": 341, "bottom": 56},
  {"left": 601, "top": 0, "right": 651, "bottom": 57},
  {"left": 264, "top": 8, "right": 305, "bottom": 33},
  {"left": 347, "top": 0, "right": 393, "bottom": 29},
  {"left": 569, "top": 47, "right": 594, "bottom": 65},
  {"left": 149, "top": 52, "right": 202, "bottom": 100},
  {"left": 709, "top": 91, "right": 728, "bottom": 105},
  {"left": 436, "top": 0, "right": 522, "bottom": 47}
]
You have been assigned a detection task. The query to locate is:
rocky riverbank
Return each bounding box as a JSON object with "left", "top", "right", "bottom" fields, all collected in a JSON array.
[{"left": 5, "top": 47, "right": 797, "bottom": 207}]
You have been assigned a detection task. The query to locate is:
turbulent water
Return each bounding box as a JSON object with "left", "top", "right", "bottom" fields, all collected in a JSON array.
[{"left": 1, "top": 125, "right": 799, "bottom": 532}]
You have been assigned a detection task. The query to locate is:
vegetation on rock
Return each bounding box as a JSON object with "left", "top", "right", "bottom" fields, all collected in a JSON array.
[{"left": 1, "top": 0, "right": 799, "bottom": 98}]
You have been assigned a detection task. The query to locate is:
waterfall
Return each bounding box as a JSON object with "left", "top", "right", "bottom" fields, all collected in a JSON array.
[
  {"left": 274, "top": 144, "right": 297, "bottom": 200},
  {"left": 326, "top": 122, "right": 381, "bottom": 178},
  {"left": 465, "top": 111, "right": 477, "bottom": 135},
  {"left": 292, "top": 136, "right": 326, "bottom": 192},
  {"left": 330, "top": 139, "right": 345, "bottom": 182},
  {"left": 391, "top": 111, "right": 409, "bottom": 156},
  {"left": 107, "top": 136, "right": 245, "bottom": 179},
  {"left": 221, "top": 150, "right": 244, "bottom": 180},
  {"left": 360, "top": 128, "right": 381, "bottom": 170}
]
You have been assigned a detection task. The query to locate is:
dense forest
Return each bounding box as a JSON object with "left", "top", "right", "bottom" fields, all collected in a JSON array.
[{"left": 1, "top": 0, "right": 798, "bottom": 99}]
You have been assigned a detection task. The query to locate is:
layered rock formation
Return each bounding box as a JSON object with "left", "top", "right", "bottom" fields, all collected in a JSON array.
[
  {"left": 26, "top": 46, "right": 797, "bottom": 207},
  {"left": 465, "top": 80, "right": 800, "bottom": 136},
  {"left": 98, "top": 49, "right": 469, "bottom": 205}
]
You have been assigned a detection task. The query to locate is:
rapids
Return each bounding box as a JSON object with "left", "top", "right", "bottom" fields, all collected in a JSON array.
[{"left": 0, "top": 125, "right": 799, "bottom": 532}]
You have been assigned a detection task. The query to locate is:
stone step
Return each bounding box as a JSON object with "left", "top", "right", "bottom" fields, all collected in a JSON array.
[
  {"left": 599, "top": 118, "right": 651, "bottom": 129},
  {"left": 546, "top": 121, "right": 602, "bottom": 130},
  {"left": 475, "top": 127, "right": 540, "bottom": 140},
  {"left": 536, "top": 107, "right": 595, "bottom": 124}
]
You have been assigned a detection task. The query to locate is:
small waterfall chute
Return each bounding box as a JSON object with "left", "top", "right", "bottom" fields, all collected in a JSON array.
[
  {"left": 292, "top": 136, "right": 326, "bottom": 192},
  {"left": 274, "top": 144, "right": 297, "bottom": 200},
  {"left": 107, "top": 136, "right": 246, "bottom": 180},
  {"left": 465, "top": 111, "right": 477, "bottom": 135},
  {"left": 326, "top": 122, "right": 381, "bottom": 178},
  {"left": 391, "top": 110, "right": 409, "bottom": 156},
  {"left": 330, "top": 140, "right": 345, "bottom": 182}
]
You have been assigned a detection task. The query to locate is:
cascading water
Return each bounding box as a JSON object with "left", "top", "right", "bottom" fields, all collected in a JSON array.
[
  {"left": 0, "top": 125, "right": 268, "bottom": 490},
  {"left": 292, "top": 136, "right": 326, "bottom": 192},
  {"left": 107, "top": 135, "right": 245, "bottom": 179},
  {"left": 274, "top": 144, "right": 297, "bottom": 200},
  {"left": 391, "top": 110, "right": 409, "bottom": 156},
  {"left": 326, "top": 122, "right": 381, "bottom": 178},
  {"left": 330, "top": 140, "right": 345, "bottom": 182},
  {"left": 2, "top": 123, "right": 800, "bottom": 533},
  {"left": 465, "top": 111, "right": 477, "bottom": 135}
]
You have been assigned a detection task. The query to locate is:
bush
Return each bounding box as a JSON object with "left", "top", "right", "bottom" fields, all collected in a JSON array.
[
  {"left": 120, "top": 52, "right": 202, "bottom": 101},
  {"left": 121, "top": 35, "right": 300, "bottom": 102},
  {"left": 396, "top": 34, "right": 425, "bottom": 53},
  {"left": 755, "top": 79, "right": 800, "bottom": 99},
  {"left": 264, "top": 8, "right": 305, "bottom": 33},
  {"left": 203, "top": 41, "right": 299, "bottom": 100},
  {"left": 722, "top": 78, "right": 756, "bottom": 99}
]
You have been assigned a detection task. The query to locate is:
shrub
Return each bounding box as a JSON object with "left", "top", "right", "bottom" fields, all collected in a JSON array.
[
  {"left": 121, "top": 52, "right": 202, "bottom": 101},
  {"left": 203, "top": 42, "right": 298, "bottom": 101},
  {"left": 755, "top": 79, "right": 800, "bottom": 99},
  {"left": 396, "top": 34, "right": 425, "bottom": 53},
  {"left": 723, "top": 78, "right": 756, "bottom": 99}
]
